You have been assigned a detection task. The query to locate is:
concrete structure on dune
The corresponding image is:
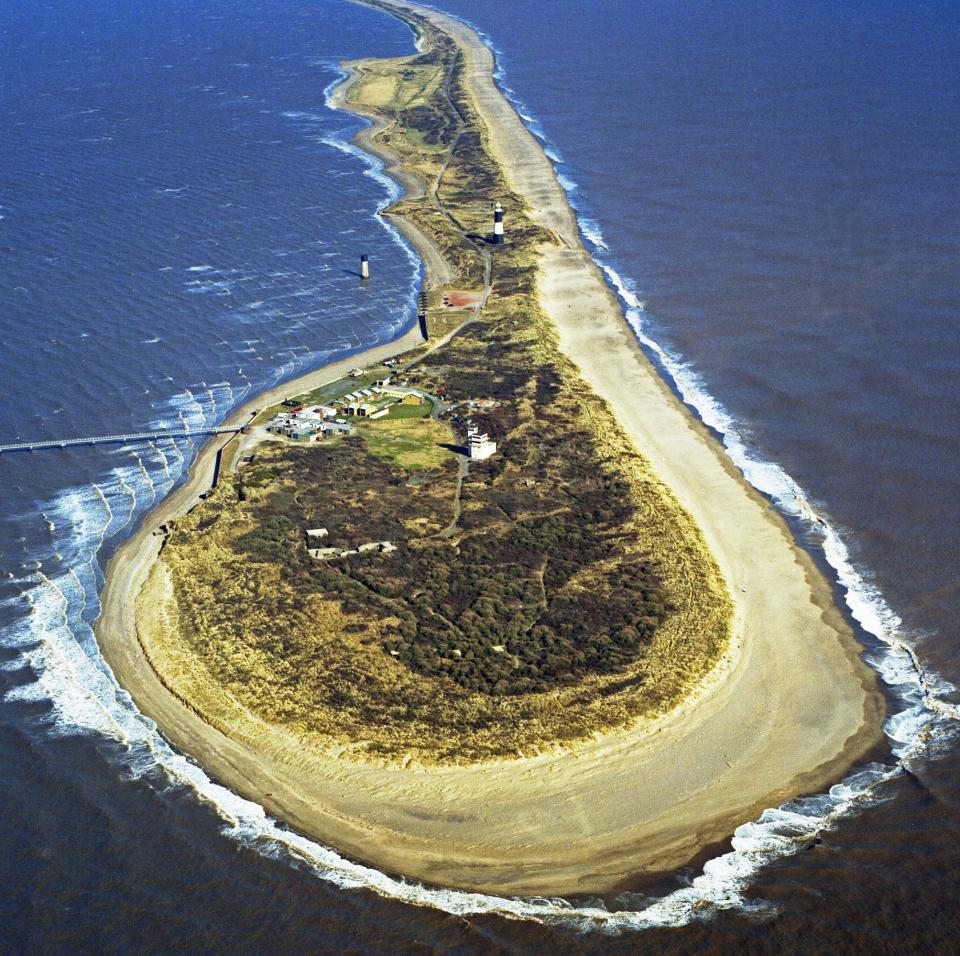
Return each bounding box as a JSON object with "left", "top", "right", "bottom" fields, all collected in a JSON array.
[{"left": 467, "top": 423, "right": 496, "bottom": 460}]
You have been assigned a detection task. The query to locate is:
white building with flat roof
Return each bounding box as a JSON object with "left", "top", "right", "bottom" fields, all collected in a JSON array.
[{"left": 467, "top": 424, "right": 496, "bottom": 461}]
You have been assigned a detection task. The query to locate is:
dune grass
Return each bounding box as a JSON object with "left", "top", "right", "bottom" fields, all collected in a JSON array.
[{"left": 142, "top": 4, "right": 733, "bottom": 765}]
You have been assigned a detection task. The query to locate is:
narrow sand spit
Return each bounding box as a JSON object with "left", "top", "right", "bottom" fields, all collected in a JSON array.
[{"left": 96, "top": 0, "right": 883, "bottom": 898}]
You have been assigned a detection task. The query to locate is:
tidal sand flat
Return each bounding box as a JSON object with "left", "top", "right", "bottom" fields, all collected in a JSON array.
[{"left": 96, "top": 0, "right": 882, "bottom": 897}]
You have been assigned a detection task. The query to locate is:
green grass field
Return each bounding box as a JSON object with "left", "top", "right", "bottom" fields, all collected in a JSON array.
[
  {"left": 358, "top": 416, "right": 452, "bottom": 471},
  {"left": 384, "top": 398, "right": 433, "bottom": 420}
]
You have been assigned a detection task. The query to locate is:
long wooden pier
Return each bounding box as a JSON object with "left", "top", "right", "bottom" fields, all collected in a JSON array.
[{"left": 0, "top": 426, "right": 241, "bottom": 455}]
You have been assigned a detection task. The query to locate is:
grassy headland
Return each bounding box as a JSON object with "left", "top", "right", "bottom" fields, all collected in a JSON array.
[
  {"left": 137, "top": 2, "right": 733, "bottom": 764},
  {"left": 94, "top": 0, "right": 884, "bottom": 895}
]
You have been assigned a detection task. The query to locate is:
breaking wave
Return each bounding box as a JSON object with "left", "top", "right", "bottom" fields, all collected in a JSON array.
[
  {"left": 7, "top": 442, "right": 955, "bottom": 934},
  {"left": 1, "top": 5, "right": 957, "bottom": 938}
]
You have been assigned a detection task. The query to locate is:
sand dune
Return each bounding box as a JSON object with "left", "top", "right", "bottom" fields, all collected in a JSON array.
[{"left": 95, "top": 0, "right": 882, "bottom": 897}]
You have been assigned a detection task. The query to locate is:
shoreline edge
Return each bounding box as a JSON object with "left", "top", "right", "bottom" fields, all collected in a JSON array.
[{"left": 95, "top": 0, "right": 884, "bottom": 899}]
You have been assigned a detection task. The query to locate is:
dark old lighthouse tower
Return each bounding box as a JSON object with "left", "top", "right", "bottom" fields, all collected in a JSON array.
[{"left": 492, "top": 202, "right": 504, "bottom": 244}]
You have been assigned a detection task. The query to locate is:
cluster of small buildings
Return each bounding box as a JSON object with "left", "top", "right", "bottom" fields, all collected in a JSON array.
[
  {"left": 351, "top": 379, "right": 421, "bottom": 408},
  {"left": 265, "top": 367, "right": 501, "bottom": 468},
  {"left": 267, "top": 380, "right": 429, "bottom": 440},
  {"left": 339, "top": 384, "right": 388, "bottom": 420},
  {"left": 267, "top": 405, "right": 352, "bottom": 441},
  {"left": 338, "top": 381, "right": 426, "bottom": 418}
]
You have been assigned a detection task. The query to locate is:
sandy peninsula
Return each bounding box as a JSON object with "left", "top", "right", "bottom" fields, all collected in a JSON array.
[{"left": 96, "top": 0, "right": 883, "bottom": 897}]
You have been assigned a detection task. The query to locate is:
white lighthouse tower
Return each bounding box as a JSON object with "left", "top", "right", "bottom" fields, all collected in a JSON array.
[{"left": 492, "top": 202, "right": 504, "bottom": 245}]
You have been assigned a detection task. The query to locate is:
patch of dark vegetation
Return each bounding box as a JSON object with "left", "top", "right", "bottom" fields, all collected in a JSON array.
[
  {"left": 155, "top": 3, "right": 731, "bottom": 760},
  {"left": 399, "top": 104, "right": 455, "bottom": 147},
  {"left": 232, "top": 439, "right": 457, "bottom": 568},
  {"left": 223, "top": 284, "right": 673, "bottom": 698},
  {"left": 374, "top": 538, "right": 671, "bottom": 696}
]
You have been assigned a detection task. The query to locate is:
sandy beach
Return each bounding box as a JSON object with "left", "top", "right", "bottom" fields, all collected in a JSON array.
[{"left": 95, "top": 0, "right": 883, "bottom": 898}]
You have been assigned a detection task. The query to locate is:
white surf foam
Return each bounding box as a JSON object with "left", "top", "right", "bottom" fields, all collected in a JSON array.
[
  {"left": 580, "top": 217, "right": 609, "bottom": 251},
  {"left": 2, "top": 12, "right": 956, "bottom": 936},
  {"left": 322, "top": 70, "right": 424, "bottom": 304},
  {"left": 8, "top": 478, "right": 946, "bottom": 934},
  {"left": 305, "top": 1, "right": 959, "bottom": 925},
  {"left": 280, "top": 110, "right": 325, "bottom": 122}
]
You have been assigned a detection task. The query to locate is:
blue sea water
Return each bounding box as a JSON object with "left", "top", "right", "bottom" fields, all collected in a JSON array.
[{"left": 1, "top": 0, "right": 959, "bottom": 952}]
